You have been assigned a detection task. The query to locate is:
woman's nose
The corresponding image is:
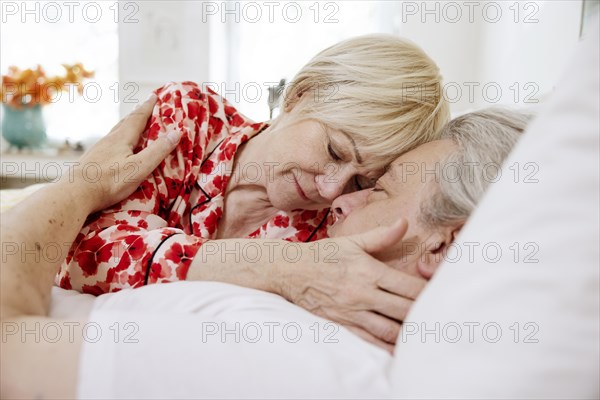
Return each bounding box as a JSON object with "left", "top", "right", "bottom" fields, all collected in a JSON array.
[
  {"left": 314, "top": 171, "right": 349, "bottom": 203},
  {"left": 331, "top": 190, "right": 370, "bottom": 221}
]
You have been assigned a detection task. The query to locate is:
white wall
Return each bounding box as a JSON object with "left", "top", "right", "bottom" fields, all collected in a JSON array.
[
  {"left": 118, "top": 1, "right": 210, "bottom": 117},
  {"left": 395, "top": 0, "right": 582, "bottom": 114},
  {"left": 118, "top": 1, "right": 583, "bottom": 117}
]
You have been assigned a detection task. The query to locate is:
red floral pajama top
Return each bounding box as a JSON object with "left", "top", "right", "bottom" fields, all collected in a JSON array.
[{"left": 56, "top": 82, "right": 333, "bottom": 296}]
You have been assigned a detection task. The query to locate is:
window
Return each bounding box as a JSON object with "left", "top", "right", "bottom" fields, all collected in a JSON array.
[
  {"left": 211, "top": 0, "right": 583, "bottom": 118},
  {"left": 1, "top": 1, "right": 119, "bottom": 143},
  {"left": 210, "top": 1, "right": 399, "bottom": 122}
]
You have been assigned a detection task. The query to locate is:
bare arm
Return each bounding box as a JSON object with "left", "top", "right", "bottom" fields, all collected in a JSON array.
[
  {"left": 1, "top": 181, "right": 90, "bottom": 399},
  {"left": 0, "top": 95, "right": 181, "bottom": 398}
]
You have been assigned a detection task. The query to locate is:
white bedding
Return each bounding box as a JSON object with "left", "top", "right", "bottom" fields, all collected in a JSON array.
[
  {"left": 390, "top": 20, "right": 600, "bottom": 399},
  {"left": 49, "top": 286, "right": 96, "bottom": 319},
  {"left": 50, "top": 282, "right": 392, "bottom": 399}
]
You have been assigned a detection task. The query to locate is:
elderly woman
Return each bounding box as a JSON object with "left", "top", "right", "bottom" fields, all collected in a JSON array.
[{"left": 56, "top": 34, "right": 449, "bottom": 343}]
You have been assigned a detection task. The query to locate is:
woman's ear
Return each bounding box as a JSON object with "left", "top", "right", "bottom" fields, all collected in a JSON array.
[
  {"left": 417, "top": 222, "right": 464, "bottom": 280},
  {"left": 282, "top": 89, "right": 304, "bottom": 113},
  {"left": 282, "top": 79, "right": 315, "bottom": 113}
]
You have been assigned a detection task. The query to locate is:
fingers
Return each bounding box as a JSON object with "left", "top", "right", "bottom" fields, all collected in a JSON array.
[
  {"left": 131, "top": 127, "right": 183, "bottom": 178},
  {"left": 344, "top": 325, "right": 394, "bottom": 354},
  {"left": 377, "top": 268, "right": 427, "bottom": 300},
  {"left": 350, "top": 218, "right": 408, "bottom": 254},
  {"left": 354, "top": 310, "right": 402, "bottom": 344},
  {"left": 120, "top": 94, "right": 159, "bottom": 146},
  {"left": 370, "top": 289, "right": 414, "bottom": 321}
]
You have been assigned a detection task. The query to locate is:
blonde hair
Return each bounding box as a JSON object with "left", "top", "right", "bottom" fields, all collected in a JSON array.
[{"left": 273, "top": 34, "right": 450, "bottom": 170}]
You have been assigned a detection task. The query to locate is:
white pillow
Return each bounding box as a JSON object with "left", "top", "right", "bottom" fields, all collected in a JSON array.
[{"left": 391, "top": 22, "right": 600, "bottom": 399}]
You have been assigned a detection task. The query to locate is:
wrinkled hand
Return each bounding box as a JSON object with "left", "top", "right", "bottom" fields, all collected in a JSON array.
[
  {"left": 280, "top": 219, "right": 426, "bottom": 353},
  {"left": 63, "top": 95, "right": 182, "bottom": 213}
]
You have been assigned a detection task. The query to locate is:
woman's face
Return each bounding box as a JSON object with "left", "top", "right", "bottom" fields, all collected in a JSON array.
[{"left": 262, "top": 119, "right": 383, "bottom": 211}]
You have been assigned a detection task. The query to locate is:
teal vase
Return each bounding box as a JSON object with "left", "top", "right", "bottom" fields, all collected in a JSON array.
[{"left": 1, "top": 104, "right": 47, "bottom": 149}]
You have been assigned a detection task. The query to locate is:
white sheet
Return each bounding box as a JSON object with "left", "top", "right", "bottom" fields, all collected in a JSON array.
[
  {"left": 59, "top": 282, "right": 392, "bottom": 399},
  {"left": 49, "top": 286, "right": 96, "bottom": 319}
]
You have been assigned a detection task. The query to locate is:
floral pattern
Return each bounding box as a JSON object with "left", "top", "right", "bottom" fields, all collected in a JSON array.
[{"left": 56, "top": 82, "right": 333, "bottom": 295}]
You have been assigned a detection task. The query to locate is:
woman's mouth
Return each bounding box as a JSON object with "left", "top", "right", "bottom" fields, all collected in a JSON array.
[{"left": 293, "top": 175, "right": 310, "bottom": 201}]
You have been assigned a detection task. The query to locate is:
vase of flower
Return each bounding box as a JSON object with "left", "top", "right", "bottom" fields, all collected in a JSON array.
[
  {"left": 2, "top": 104, "right": 47, "bottom": 148},
  {"left": 1, "top": 63, "right": 94, "bottom": 149}
]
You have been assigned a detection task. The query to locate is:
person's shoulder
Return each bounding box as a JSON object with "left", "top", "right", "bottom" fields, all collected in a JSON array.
[
  {"left": 155, "top": 81, "right": 214, "bottom": 105},
  {"left": 156, "top": 81, "right": 255, "bottom": 126}
]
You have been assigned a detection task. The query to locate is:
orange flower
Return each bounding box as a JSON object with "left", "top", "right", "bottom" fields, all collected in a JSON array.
[{"left": 0, "top": 63, "right": 95, "bottom": 109}]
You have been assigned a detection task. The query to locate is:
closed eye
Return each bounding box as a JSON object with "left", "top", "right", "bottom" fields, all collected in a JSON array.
[
  {"left": 328, "top": 142, "right": 341, "bottom": 161},
  {"left": 354, "top": 176, "right": 376, "bottom": 191},
  {"left": 366, "top": 183, "right": 387, "bottom": 201},
  {"left": 371, "top": 183, "right": 385, "bottom": 192}
]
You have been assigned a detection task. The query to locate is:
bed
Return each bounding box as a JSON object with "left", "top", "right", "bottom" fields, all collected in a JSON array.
[{"left": 1, "top": 22, "right": 598, "bottom": 400}]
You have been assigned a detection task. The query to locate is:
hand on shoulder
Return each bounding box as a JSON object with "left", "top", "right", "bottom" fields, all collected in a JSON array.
[{"left": 61, "top": 94, "right": 183, "bottom": 213}]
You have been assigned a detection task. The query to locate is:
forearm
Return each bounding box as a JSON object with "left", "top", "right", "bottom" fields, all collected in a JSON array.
[
  {"left": 1, "top": 181, "right": 90, "bottom": 399},
  {"left": 186, "top": 237, "right": 316, "bottom": 297},
  {"left": 0, "top": 181, "right": 93, "bottom": 320}
]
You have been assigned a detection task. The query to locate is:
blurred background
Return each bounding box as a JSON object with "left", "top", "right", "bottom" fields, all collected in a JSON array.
[{"left": 0, "top": 0, "right": 597, "bottom": 174}]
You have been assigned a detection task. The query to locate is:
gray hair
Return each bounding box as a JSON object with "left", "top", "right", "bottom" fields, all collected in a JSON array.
[{"left": 420, "top": 108, "right": 532, "bottom": 228}]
